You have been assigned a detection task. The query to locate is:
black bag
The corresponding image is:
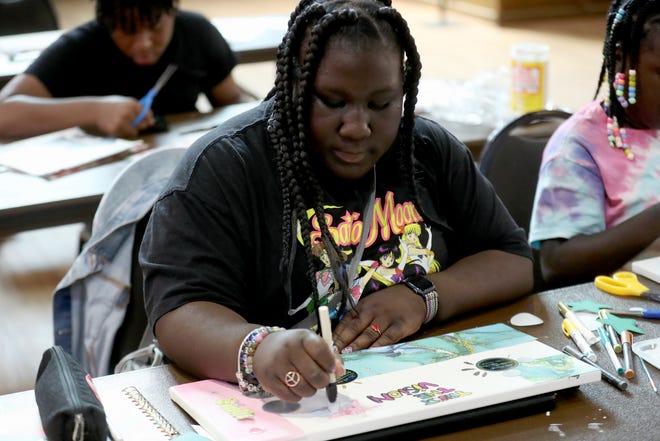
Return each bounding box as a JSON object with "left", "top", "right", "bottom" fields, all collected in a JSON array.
[{"left": 34, "top": 345, "right": 109, "bottom": 441}]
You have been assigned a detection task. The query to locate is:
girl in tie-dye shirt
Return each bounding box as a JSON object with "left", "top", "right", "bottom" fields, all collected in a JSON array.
[{"left": 529, "top": 0, "right": 660, "bottom": 287}]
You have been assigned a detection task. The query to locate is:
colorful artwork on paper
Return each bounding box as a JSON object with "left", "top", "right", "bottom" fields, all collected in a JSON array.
[
  {"left": 340, "top": 322, "right": 578, "bottom": 383},
  {"left": 170, "top": 323, "right": 600, "bottom": 441}
]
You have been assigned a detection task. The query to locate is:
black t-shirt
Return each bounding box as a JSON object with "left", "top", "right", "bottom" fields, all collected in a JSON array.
[
  {"left": 26, "top": 10, "right": 237, "bottom": 114},
  {"left": 140, "top": 99, "right": 531, "bottom": 329}
]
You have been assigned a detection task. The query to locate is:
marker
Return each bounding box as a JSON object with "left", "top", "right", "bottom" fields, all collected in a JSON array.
[
  {"left": 638, "top": 355, "right": 658, "bottom": 393},
  {"left": 318, "top": 305, "right": 337, "bottom": 403},
  {"left": 558, "top": 302, "right": 599, "bottom": 345},
  {"left": 603, "top": 308, "right": 660, "bottom": 319},
  {"left": 562, "top": 345, "right": 628, "bottom": 391},
  {"left": 598, "top": 310, "right": 622, "bottom": 353},
  {"left": 608, "top": 326, "right": 623, "bottom": 353},
  {"left": 620, "top": 330, "right": 635, "bottom": 379},
  {"left": 561, "top": 318, "right": 597, "bottom": 362},
  {"left": 597, "top": 326, "right": 624, "bottom": 375}
]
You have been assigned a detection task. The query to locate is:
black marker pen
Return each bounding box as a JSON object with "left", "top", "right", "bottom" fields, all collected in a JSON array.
[{"left": 562, "top": 345, "right": 628, "bottom": 391}]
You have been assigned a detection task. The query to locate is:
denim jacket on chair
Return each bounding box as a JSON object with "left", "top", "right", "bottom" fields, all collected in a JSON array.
[{"left": 52, "top": 147, "right": 186, "bottom": 377}]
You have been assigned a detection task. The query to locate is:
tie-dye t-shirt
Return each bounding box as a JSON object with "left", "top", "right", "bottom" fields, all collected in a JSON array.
[{"left": 529, "top": 101, "right": 660, "bottom": 247}]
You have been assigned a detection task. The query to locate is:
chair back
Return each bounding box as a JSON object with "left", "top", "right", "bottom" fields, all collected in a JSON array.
[
  {"left": 478, "top": 109, "right": 571, "bottom": 237},
  {"left": 0, "top": 0, "right": 58, "bottom": 36},
  {"left": 478, "top": 109, "right": 571, "bottom": 293}
]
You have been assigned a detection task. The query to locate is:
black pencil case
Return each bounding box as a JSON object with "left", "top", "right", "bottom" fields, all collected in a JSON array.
[{"left": 34, "top": 345, "right": 109, "bottom": 441}]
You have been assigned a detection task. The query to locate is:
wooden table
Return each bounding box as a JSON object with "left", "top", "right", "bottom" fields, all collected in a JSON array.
[
  {"left": 1, "top": 279, "right": 658, "bottom": 439},
  {"left": 0, "top": 14, "right": 288, "bottom": 87}
]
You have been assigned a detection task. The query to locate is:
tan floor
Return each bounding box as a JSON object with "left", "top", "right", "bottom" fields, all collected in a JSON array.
[{"left": 0, "top": 0, "right": 607, "bottom": 395}]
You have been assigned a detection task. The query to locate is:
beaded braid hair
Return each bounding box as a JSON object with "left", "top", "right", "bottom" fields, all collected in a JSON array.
[
  {"left": 95, "top": 0, "right": 178, "bottom": 33},
  {"left": 266, "top": 0, "right": 423, "bottom": 317},
  {"left": 595, "top": 0, "right": 660, "bottom": 160}
]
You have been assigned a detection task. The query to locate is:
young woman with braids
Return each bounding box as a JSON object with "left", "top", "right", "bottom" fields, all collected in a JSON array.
[
  {"left": 0, "top": 0, "right": 247, "bottom": 139},
  {"left": 140, "top": 0, "right": 532, "bottom": 403},
  {"left": 529, "top": 0, "right": 660, "bottom": 288}
]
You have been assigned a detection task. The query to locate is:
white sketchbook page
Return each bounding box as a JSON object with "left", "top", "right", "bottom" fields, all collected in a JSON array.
[
  {"left": 0, "top": 127, "right": 146, "bottom": 179},
  {"left": 632, "top": 256, "right": 660, "bottom": 284}
]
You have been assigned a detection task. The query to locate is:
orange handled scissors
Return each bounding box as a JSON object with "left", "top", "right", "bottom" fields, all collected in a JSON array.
[{"left": 594, "top": 271, "right": 660, "bottom": 303}]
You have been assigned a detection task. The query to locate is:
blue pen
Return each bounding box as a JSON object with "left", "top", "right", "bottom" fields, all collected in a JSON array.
[
  {"left": 604, "top": 308, "right": 660, "bottom": 319},
  {"left": 597, "top": 326, "right": 624, "bottom": 375},
  {"left": 132, "top": 64, "right": 178, "bottom": 127}
]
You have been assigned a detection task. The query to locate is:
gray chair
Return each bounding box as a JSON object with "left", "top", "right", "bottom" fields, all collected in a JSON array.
[
  {"left": 0, "top": 0, "right": 58, "bottom": 36},
  {"left": 478, "top": 109, "right": 571, "bottom": 291}
]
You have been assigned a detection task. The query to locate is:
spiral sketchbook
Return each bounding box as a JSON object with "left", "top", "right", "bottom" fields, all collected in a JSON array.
[
  {"left": 99, "top": 385, "right": 180, "bottom": 441},
  {"left": 169, "top": 323, "right": 601, "bottom": 441}
]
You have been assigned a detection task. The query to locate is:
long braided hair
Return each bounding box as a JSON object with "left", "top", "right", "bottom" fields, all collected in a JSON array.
[
  {"left": 266, "top": 0, "right": 423, "bottom": 320},
  {"left": 595, "top": 0, "right": 660, "bottom": 160}
]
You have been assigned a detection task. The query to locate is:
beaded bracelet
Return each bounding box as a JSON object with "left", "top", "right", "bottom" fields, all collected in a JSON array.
[{"left": 236, "top": 326, "right": 285, "bottom": 397}]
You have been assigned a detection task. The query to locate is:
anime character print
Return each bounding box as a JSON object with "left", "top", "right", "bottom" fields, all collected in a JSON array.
[{"left": 291, "top": 192, "right": 441, "bottom": 320}]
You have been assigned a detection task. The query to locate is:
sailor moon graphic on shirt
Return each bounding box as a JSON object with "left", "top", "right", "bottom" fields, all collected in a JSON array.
[{"left": 289, "top": 190, "right": 441, "bottom": 318}]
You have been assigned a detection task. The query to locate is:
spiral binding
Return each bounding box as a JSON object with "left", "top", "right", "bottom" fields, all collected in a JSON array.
[{"left": 122, "top": 386, "right": 180, "bottom": 439}]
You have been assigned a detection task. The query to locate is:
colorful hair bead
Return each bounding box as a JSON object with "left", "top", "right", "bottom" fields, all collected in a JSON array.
[
  {"left": 614, "top": 72, "right": 629, "bottom": 107},
  {"left": 606, "top": 116, "right": 634, "bottom": 160},
  {"left": 627, "top": 69, "right": 636, "bottom": 105},
  {"left": 612, "top": 7, "right": 625, "bottom": 29}
]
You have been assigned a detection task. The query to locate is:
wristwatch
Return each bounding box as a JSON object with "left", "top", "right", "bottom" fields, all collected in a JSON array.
[{"left": 404, "top": 276, "right": 438, "bottom": 324}]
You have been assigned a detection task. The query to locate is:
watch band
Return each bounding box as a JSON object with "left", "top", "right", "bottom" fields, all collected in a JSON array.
[{"left": 403, "top": 276, "right": 438, "bottom": 324}]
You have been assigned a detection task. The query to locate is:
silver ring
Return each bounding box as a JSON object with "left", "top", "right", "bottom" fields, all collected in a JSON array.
[
  {"left": 371, "top": 324, "right": 382, "bottom": 336},
  {"left": 284, "top": 370, "right": 301, "bottom": 388}
]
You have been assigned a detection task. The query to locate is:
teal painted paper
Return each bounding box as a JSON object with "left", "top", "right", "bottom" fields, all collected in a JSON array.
[{"left": 341, "top": 323, "right": 534, "bottom": 379}]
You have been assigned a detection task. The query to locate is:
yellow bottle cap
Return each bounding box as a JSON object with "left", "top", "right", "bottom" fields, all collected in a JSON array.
[{"left": 561, "top": 318, "right": 576, "bottom": 337}]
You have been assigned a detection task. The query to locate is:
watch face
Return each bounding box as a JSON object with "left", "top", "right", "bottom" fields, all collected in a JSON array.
[{"left": 405, "top": 276, "right": 435, "bottom": 294}]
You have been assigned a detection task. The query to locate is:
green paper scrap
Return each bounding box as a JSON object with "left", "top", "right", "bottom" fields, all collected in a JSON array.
[
  {"left": 567, "top": 299, "right": 610, "bottom": 313},
  {"left": 596, "top": 314, "right": 645, "bottom": 335}
]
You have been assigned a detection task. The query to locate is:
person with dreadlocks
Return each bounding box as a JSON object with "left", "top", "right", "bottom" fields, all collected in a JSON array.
[
  {"left": 0, "top": 0, "right": 248, "bottom": 139},
  {"left": 529, "top": 0, "right": 660, "bottom": 288},
  {"left": 140, "top": 0, "right": 533, "bottom": 403}
]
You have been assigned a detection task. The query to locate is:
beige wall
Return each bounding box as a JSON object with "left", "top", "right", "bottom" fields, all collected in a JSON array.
[{"left": 425, "top": 0, "right": 609, "bottom": 23}]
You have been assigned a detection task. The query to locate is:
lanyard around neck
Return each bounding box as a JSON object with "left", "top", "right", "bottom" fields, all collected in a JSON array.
[
  {"left": 334, "top": 171, "right": 376, "bottom": 312},
  {"left": 290, "top": 168, "right": 377, "bottom": 329}
]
